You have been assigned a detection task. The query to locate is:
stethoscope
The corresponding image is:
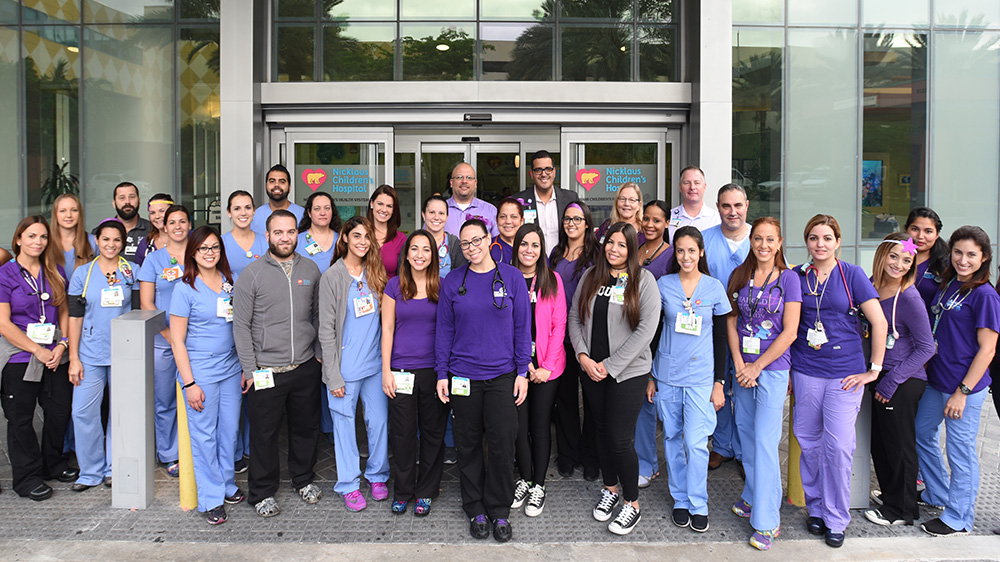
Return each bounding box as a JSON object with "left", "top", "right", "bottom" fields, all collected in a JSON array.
[
  {"left": 78, "top": 256, "right": 135, "bottom": 307},
  {"left": 457, "top": 264, "right": 509, "bottom": 309},
  {"left": 489, "top": 237, "right": 511, "bottom": 265},
  {"left": 739, "top": 267, "right": 782, "bottom": 333},
  {"left": 17, "top": 262, "right": 50, "bottom": 324}
]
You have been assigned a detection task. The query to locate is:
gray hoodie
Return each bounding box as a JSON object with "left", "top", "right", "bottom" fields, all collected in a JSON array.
[{"left": 232, "top": 253, "right": 321, "bottom": 377}]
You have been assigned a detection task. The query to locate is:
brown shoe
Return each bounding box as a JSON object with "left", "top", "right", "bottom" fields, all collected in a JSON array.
[{"left": 708, "top": 451, "right": 734, "bottom": 470}]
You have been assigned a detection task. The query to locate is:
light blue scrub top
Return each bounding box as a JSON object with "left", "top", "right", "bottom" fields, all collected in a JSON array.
[
  {"left": 222, "top": 231, "right": 268, "bottom": 277},
  {"left": 137, "top": 247, "right": 184, "bottom": 348},
  {"left": 340, "top": 272, "right": 381, "bottom": 382},
  {"left": 249, "top": 203, "right": 305, "bottom": 236},
  {"left": 296, "top": 230, "right": 338, "bottom": 274},
  {"left": 701, "top": 225, "right": 750, "bottom": 288},
  {"left": 653, "top": 273, "right": 731, "bottom": 387},
  {"left": 169, "top": 276, "right": 241, "bottom": 384},
  {"left": 69, "top": 257, "right": 137, "bottom": 366},
  {"left": 63, "top": 234, "right": 97, "bottom": 290}
]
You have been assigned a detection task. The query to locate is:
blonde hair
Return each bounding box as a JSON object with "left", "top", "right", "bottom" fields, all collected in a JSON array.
[
  {"left": 611, "top": 182, "right": 643, "bottom": 226},
  {"left": 50, "top": 194, "right": 93, "bottom": 268}
]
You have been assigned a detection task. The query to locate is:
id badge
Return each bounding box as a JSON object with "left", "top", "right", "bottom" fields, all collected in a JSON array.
[
  {"left": 162, "top": 266, "right": 182, "bottom": 282},
  {"left": 305, "top": 241, "right": 322, "bottom": 256},
  {"left": 451, "top": 376, "right": 470, "bottom": 397},
  {"left": 27, "top": 323, "right": 55, "bottom": 345},
  {"left": 742, "top": 336, "right": 761, "bottom": 355},
  {"left": 253, "top": 368, "right": 275, "bottom": 390},
  {"left": 354, "top": 295, "right": 375, "bottom": 317},
  {"left": 531, "top": 341, "right": 536, "bottom": 358},
  {"left": 674, "top": 311, "right": 702, "bottom": 336},
  {"left": 393, "top": 371, "right": 415, "bottom": 395},
  {"left": 125, "top": 245, "right": 138, "bottom": 255},
  {"left": 669, "top": 218, "right": 682, "bottom": 228},
  {"left": 217, "top": 297, "right": 234, "bottom": 322},
  {"left": 610, "top": 286, "right": 625, "bottom": 305},
  {"left": 523, "top": 209, "right": 538, "bottom": 224},
  {"left": 101, "top": 286, "right": 124, "bottom": 307},
  {"left": 886, "top": 333, "right": 896, "bottom": 349},
  {"left": 807, "top": 328, "right": 828, "bottom": 349}
]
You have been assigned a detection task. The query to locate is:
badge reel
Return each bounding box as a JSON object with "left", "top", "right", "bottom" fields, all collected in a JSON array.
[
  {"left": 523, "top": 209, "right": 538, "bottom": 224},
  {"left": 807, "top": 321, "right": 828, "bottom": 350},
  {"left": 393, "top": 371, "right": 415, "bottom": 395},
  {"left": 451, "top": 376, "right": 470, "bottom": 397},
  {"left": 742, "top": 334, "right": 761, "bottom": 355},
  {"left": 886, "top": 332, "right": 897, "bottom": 350},
  {"left": 217, "top": 297, "right": 234, "bottom": 322},
  {"left": 101, "top": 286, "right": 124, "bottom": 308},
  {"left": 253, "top": 368, "right": 275, "bottom": 390},
  {"left": 305, "top": 241, "right": 323, "bottom": 256},
  {"left": 610, "top": 273, "right": 627, "bottom": 306},
  {"left": 27, "top": 322, "right": 55, "bottom": 345}
]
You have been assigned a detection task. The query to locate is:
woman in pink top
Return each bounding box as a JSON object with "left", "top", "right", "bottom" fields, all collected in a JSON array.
[
  {"left": 510, "top": 223, "right": 567, "bottom": 518},
  {"left": 368, "top": 185, "right": 407, "bottom": 278}
]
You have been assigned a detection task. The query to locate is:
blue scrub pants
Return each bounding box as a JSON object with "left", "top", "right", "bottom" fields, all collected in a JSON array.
[
  {"left": 72, "top": 364, "right": 112, "bottom": 486},
  {"left": 320, "top": 383, "right": 335, "bottom": 435},
  {"left": 915, "top": 386, "right": 986, "bottom": 532},
  {"left": 153, "top": 345, "right": 179, "bottom": 463},
  {"left": 732, "top": 369, "right": 788, "bottom": 532},
  {"left": 634, "top": 400, "right": 659, "bottom": 478},
  {"left": 711, "top": 358, "right": 742, "bottom": 460},
  {"left": 328, "top": 373, "right": 389, "bottom": 496},
  {"left": 184, "top": 372, "right": 241, "bottom": 512},
  {"left": 657, "top": 383, "right": 717, "bottom": 515}
]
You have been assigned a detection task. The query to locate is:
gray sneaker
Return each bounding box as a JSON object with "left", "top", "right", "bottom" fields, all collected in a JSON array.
[
  {"left": 255, "top": 496, "right": 280, "bottom": 518},
  {"left": 298, "top": 483, "right": 323, "bottom": 504}
]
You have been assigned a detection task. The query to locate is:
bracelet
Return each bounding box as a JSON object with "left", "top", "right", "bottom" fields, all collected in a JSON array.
[
  {"left": 57, "top": 340, "right": 69, "bottom": 350},
  {"left": 182, "top": 380, "right": 197, "bottom": 389},
  {"left": 870, "top": 363, "right": 883, "bottom": 372}
]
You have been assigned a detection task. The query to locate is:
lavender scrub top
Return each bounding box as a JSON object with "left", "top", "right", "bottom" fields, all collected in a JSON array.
[
  {"left": 927, "top": 281, "right": 1000, "bottom": 394},
  {"left": 733, "top": 268, "right": 802, "bottom": 371},
  {"left": 875, "top": 285, "right": 933, "bottom": 400},
  {"left": 642, "top": 244, "right": 673, "bottom": 280},
  {"left": 0, "top": 260, "right": 66, "bottom": 363},
  {"left": 489, "top": 237, "right": 515, "bottom": 266},
  {"left": 914, "top": 260, "right": 942, "bottom": 309},
  {"left": 384, "top": 276, "right": 437, "bottom": 370},
  {"left": 790, "top": 261, "right": 879, "bottom": 378},
  {"left": 553, "top": 256, "right": 589, "bottom": 313}
]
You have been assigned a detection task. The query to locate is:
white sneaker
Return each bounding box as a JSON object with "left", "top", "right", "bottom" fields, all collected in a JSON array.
[
  {"left": 864, "top": 508, "right": 905, "bottom": 526},
  {"left": 298, "top": 483, "right": 322, "bottom": 504},
  {"left": 608, "top": 503, "right": 641, "bottom": 535},
  {"left": 511, "top": 479, "right": 530, "bottom": 509},
  {"left": 637, "top": 474, "right": 653, "bottom": 488},
  {"left": 525, "top": 484, "right": 545, "bottom": 517},
  {"left": 593, "top": 488, "right": 620, "bottom": 522}
]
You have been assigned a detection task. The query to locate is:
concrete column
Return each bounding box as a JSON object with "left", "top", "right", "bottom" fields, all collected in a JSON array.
[
  {"left": 110, "top": 310, "right": 165, "bottom": 510},
  {"left": 688, "top": 0, "right": 733, "bottom": 199},
  {"left": 219, "top": 0, "right": 266, "bottom": 231}
]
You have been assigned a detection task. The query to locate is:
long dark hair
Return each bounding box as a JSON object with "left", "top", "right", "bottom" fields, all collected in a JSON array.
[
  {"left": 299, "top": 191, "right": 343, "bottom": 233},
  {"left": 398, "top": 229, "right": 440, "bottom": 303},
  {"left": 577, "top": 222, "right": 642, "bottom": 330},
  {"left": 512, "top": 224, "right": 558, "bottom": 300},
  {"left": 939, "top": 225, "right": 993, "bottom": 294},
  {"left": 668, "top": 226, "right": 711, "bottom": 275},
  {"left": 551, "top": 201, "right": 600, "bottom": 282},
  {"left": 11, "top": 216, "right": 66, "bottom": 307},
  {"left": 333, "top": 216, "right": 387, "bottom": 300},
  {"left": 727, "top": 217, "right": 787, "bottom": 312},
  {"left": 642, "top": 199, "right": 670, "bottom": 244},
  {"left": 181, "top": 226, "right": 234, "bottom": 289},
  {"left": 905, "top": 206, "right": 949, "bottom": 276},
  {"left": 367, "top": 184, "right": 402, "bottom": 243}
]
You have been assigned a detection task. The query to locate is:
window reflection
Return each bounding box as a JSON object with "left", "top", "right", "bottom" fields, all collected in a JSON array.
[
  {"left": 483, "top": 22, "right": 553, "bottom": 81},
  {"left": 323, "top": 24, "right": 394, "bottom": 81},
  {"left": 180, "top": 27, "right": 221, "bottom": 226},
  {"left": 276, "top": 25, "right": 315, "bottom": 81},
  {"left": 401, "top": 24, "right": 475, "bottom": 81},
  {"left": 562, "top": 25, "right": 632, "bottom": 81}
]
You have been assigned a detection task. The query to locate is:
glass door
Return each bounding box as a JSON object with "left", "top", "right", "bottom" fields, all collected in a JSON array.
[{"left": 419, "top": 142, "right": 521, "bottom": 209}]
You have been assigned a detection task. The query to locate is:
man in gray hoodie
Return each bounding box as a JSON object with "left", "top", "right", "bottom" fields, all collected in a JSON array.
[{"left": 233, "top": 210, "right": 323, "bottom": 517}]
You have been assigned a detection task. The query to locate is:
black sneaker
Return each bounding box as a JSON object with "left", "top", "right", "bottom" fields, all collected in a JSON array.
[
  {"left": 807, "top": 516, "right": 827, "bottom": 535},
  {"left": 921, "top": 517, "right": 966, "bottom": 537},
  {"left": 691, "top": 514, "right": 709, "bottom": 533},
  {"left": 593, "top": 488, "right": 620, "bottom": 522},
  {"left": 206, "top": 505, "right": 227, "bottom": 525},
  {"left": 511, "top": 479, "right": 530, "bottom": 509},
  {"left": 583, "top": 466, "right": 600, "bottom": 481},
  {"left": 225, "top": 488, "right": 246, "bottom": 505},
  {"left": 608, "top": 503, "right": 641, "bottom": 535},
  {"left": 917, "top": 491, "right": 945, "bottom": 510},
  {"left": 493, "top": 518, "right": 513, "bottom": 543},
  {"left": 672, "top": 508, "right": 690, "bottom": 528},
  {"left": 469, "top": 514, "right": 491, "bottom": 539},
  {"left": 864, "top": 508, "right": 904, "bottom": 526},
  {"left": 444, "top": 447, "right": 458, "bottom": 465},
  {"left": 234, "top": 458, "right": 248, "bottom": 474},
  {"left": 525, "top": 484, "right": 545, "bottom": 517}
]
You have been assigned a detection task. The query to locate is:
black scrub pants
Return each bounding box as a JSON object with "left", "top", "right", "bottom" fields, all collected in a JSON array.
[
  {"left": 870, "top": 374, "right": 925, "bottom": 523},
  {"left": 515, "top": 376, "right": 560, "bottom": 486},
  {"left": 553, "top": 339, "right": 599, "bottom": 473},
  {"left": 450, "top": 371, "right": 518, "bottom": 520},
  {"left": 387, "top": 367, "right": 448, "bottom": 501},
  {"left": 1, "top": 361, "right": 72, "bottom": 496},
  {"left": 246, "top": 358, "right": 321, "bottom": 504},
  {"left": 580, "top": 372, "right": 647, "bottom": 502}
]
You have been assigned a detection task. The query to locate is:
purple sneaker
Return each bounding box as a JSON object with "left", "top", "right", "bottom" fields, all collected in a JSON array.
[
  {"left": 344, "top": 489, "right": 367, "bottom": 512},
  {"left": 370, "top": 481, "right": 389, "bottom": 501}
]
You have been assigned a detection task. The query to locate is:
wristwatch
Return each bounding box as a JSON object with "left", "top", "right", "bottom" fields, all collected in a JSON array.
[{"left": 959, "top": 383, "right": 972, "bottom": 395}]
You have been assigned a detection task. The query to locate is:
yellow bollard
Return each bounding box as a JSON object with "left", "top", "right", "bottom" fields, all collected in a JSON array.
[
  {"left": 787, "top": 394, "right": 804, "bottom": 507},
  {"left": 176, "top": 382, "right": 198, "bottom": 510}
]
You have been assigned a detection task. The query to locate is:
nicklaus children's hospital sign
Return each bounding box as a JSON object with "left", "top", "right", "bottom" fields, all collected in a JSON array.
[
  {"left": 575, "top": 165, "right": 658, "bottom": 205},
  {"left": 297, "top": 166, "right": 377, "bottom": 205}
]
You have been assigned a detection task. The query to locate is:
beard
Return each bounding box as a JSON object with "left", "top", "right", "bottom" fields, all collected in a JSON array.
[
  {"left": 268, "top": 239, "right": 296, "bottom": 259},
  {"left": 268, "top": 188, "right": 289, "bottom": 203},
  {"left": 115, "top": 204, "right": 138, "bottom": 221}
]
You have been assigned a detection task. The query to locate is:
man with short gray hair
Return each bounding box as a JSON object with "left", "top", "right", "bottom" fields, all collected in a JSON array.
[{"left": 667, "top": 166, "right": 720, "bottom": 243}]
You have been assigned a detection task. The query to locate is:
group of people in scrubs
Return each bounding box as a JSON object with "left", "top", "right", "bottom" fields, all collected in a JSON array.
[{"left": 0, "top": 159, "right": 996, "bottom": 552}]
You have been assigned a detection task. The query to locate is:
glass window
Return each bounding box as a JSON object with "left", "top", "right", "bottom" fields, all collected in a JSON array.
[
  {"left": 561, "top": 0, "right": 632, "bottom": 21},
  {"left": 481, "top": 0, "right": 551, "bottom": 21},
  {"left": 475, "top": 150, "right": 520, "bottom": 204},
  {"left": 863, "top": 0, "right": 928, "bottom": 28},
  {"left": 861, "top": 32, "right": 927, "bottom": 240},
  {"left": 0, "top": 0, "right": 17, "bottom": 23},
  {"left": 421, "top": 151, "right": 465, "bottom": 201},
  {"left": 401, "top": 0, "right": 474, "bottom": 20},
  {"left": 82, "top": 25, "right": 174, "bottom": 229},
  {"left": 180, "top": 0, "right": 219, "bottom": 20},
  {"left": 293, "top": 142, "right": 387, "bottom": 221},
  {"left": 638, "top": 25, "right": 675, "bottom": 82},
  {"left": 733, "top": 28, "right": 782, "bottom": 225},
  {"left": 0, "top": 26, "right": 18, "bottom": 241},
  {"left": 276, "top": 0, "right": 315, "bottom": 19},
  {"left": 482, "top": 22, "right": 553, "bottom": 81},
  {"left": 788, "top": 0, "right": 857, "bottom": 26},
  {"left": 930, "top": 31, "right": 1000, "bottom": 236},
  {"left": 276, "top": 25, "right": 315, "bottom": 81},
  {"left": 179, "top": 27, "right": 221, "bottom": 227},
  {"left": 786, "top": 29, "right": 859, "bottom": 247},
  {"left": 638, "top": 0, "right": 674, "bottom": 22},
  {"left": 325, "top": 0, "right": 396, "bottom": 20},
  {"left": 401, "top": 23, "right": 475, "bottom": 81},
  {"left": 562, "top": 25, "right": 632, "bottom": 81},
  {"left": 733, "top": 0, "right": 783, "bottom": 25},
  {"left": 394, "top": 152, "right": 417, "bottom": 229},
  {"left": 323, "top": 23, "right": 395, "bottom": 81},
  {"left": 935, "top": 1, "right": 1000, "bottom": 28},
  {"left": 23, "top": 26, "right": 80, "bottom": 218},
  {"left": 569, "top": 142, "right": 657, "bottom": 227},
  {"left": 22, "top": 0, "right": 80, "bottom": 24},
  {"left": 84, "top": 0, "right": 172, "bottom": 23}
]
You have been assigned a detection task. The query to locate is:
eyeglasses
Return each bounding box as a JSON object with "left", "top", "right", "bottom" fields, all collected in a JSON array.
[
  {"left": 619, "top": 197, "right": 640, "bottom": 204},
  {"left": 562, "top": 216, "right": 586, "bottom": 224},
  {"left": 532, "top": 167, "right": 555, "bottom": 174},
  {"left": 196, "top": 244, "right": 221, "bottom": 255},
  {"left": 459, "top": 235, "right": 487, "bottom": 250},
  {"left": 451, "top": 175, "right": 476, "bottom": 182}
]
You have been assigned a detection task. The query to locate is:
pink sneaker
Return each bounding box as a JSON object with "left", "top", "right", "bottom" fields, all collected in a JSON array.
[
  {"left": 370, "top": 481, "right": 389, "bottom": 501},
  {"left": 343, "top": 489, "right": 367, "bottom": 512}
]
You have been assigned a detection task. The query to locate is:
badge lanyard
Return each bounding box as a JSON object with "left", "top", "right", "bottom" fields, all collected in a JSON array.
[
  {"left": 930, "top": 279, "right": 972, "bottom": 338},
  {"left": 529, "top": 274, "right": 537, "bottom": 304},
  {"left": 743, "top": 266, "right": 775, "bottom": 334},
  {"left": 18, "top": 263, "right": 50, "bottom": 323}
]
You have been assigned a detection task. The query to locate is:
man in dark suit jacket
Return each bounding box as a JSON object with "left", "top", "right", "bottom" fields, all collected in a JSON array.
[{"left": 512, "top": 150, "right": 579, "bottom": 257}]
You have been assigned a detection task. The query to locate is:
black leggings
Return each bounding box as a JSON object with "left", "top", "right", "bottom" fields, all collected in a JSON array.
[
  {"left": 580, "top": 373, "right": 647, "bottom": 502},
  {"left": 514, "top": 376, "right": 560, "bottom": 486},
  {"left": 871, "top": 375, "right": 925, "bottom": 523}
]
